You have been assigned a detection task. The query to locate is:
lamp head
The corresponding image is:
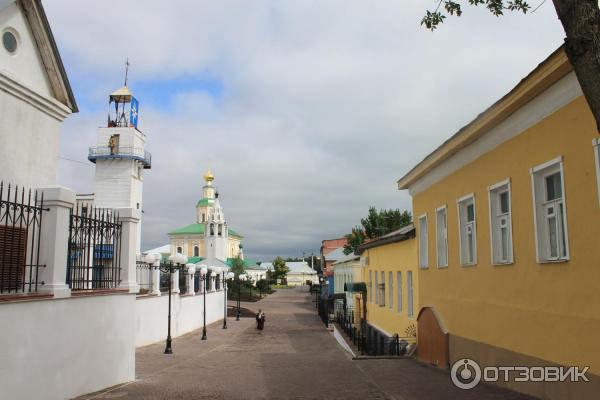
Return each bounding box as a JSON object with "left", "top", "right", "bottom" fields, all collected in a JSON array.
[
  {"left": 200, "top": 266, "right": 208, "bottom": 275},
  {"left": 143, "top": 253, "right": 156, "bottom": 264}
]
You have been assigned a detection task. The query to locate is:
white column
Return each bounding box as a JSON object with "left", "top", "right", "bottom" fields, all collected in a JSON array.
[
  {"left": 172, "top": 269, "right": 180, "bottom": 294},
  {"left": 116, "top": 207, "right": 141, "bottom": 293},
  {"left": 37, "top": 186, "right": 74, "bottom": 298},
  {"left": 186, "top": 264, "right": 195, "bottom": 296},
  {"left": 151, "top": 258, "right": 161, "bottom": 296}
]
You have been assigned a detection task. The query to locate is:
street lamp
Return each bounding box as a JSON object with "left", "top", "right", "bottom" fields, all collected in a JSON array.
[
  {"left": 198, "top": 265, "right": 208, "bottom": 340},
  {"left": 163, "top": 253, "right": 188, "bottom": 354},
  {"left": 223, "top": 271, "right": 235, "bottom": 329},
  {"left": 236, "top": 273, "right": 247, "bottom": 321}
]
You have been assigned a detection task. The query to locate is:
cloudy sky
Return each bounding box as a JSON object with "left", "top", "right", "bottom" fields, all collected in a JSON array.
[{"left": 47, "top": 1, "right": 565, "bottom": 261}]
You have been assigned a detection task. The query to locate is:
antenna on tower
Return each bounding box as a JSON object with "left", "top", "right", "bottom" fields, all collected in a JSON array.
[{"left": 124, "top": 58, "right": 130, "bottom": 86}]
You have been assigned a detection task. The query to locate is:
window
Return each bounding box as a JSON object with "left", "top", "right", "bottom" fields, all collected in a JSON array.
[
  {"left": 436, "top": 206, "right": 448, "bottom": 267},
  {"left": 379, "top": 271, "right": 385, "bottom": 307},
  {"left": 176, "top": 246, "right": 182, "bottom": 254},
  {"left": 2, "top": 30, "right": 18, "bottom": 53},
  {"left": 488, "top": 180, "right": 513, "bottom": 264},
  {"left": 369, "top": 270, "right": 373, "bottom": 303},
  {"left": 531, "top": 157, "right": 569, "bottom": 262},
  {"left": 407, "top": 271, "right": 414, "bottom": 318},
  {"left": 374, "top": 271, "right": 379, "bottom": 304},
  {"left": 193, "top": 246, "right": 199, "bottom": 257},
  {"left": 418, "top": 214, "right": 428, "bottom": 268},
  {"left": 457, "top": 194, "right": 477, "bottom": 265},
  {"left": 594, "top": 138, "right": 600, "bottom": 206},
  {"left": 396, "top": 271, "right": 402, "bottom": 313},
  {"left": 388, "top": 271, "right": 393, "bottom": 310}
]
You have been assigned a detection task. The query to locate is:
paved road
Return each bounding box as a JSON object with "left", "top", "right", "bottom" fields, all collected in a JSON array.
[{"left": 78, "top": 287, "right": 535, "bottom": 400}]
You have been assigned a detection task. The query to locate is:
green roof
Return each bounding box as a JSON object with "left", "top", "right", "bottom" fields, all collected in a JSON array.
[
  {"left": 169, "top": 223, "right": 205, "bottom": 235},
  {"left": 169, "top": 222, "right": 243, "bottom": 238},
  {"left": 225, "top": 258, "right": 261, "bottom": 269},
  {"left": 187, "top": 256, "right": 204, "bottom": 264},
  {"left": 196, "top": 198, "right": 214, "bottom": 207}
]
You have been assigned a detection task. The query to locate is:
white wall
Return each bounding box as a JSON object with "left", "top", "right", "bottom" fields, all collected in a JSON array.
[
  {"left": 135, "top": 290, "right": 225, "bottom": 348},
  {"left": 0, "top": 294, "right": 136, "bottom": 400}
]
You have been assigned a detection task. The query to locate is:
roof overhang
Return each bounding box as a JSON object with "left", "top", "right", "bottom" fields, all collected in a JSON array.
[
  {"left": 356, "top": 225, "right": 415, "bottom": 255},
  {"left": 20, "top": 0, "right": 78, "bottom": 112},
  {"left": 397, "top": 45, "right": 571, "bottom": 191}
]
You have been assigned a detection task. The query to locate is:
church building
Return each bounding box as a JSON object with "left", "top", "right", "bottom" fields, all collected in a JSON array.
[{"left": 168, "top": 169, "right": 243, "bottom": 263}]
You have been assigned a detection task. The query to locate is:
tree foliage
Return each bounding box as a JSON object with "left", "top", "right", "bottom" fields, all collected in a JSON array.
[
  {"left": 271, "top": 256, "right": 290, "bottom": 282},
  {"left": 230, "top": 254, "right": 245, "bottom": 278},
  {"left": 343, "top": 207, "right": 413, "bottom": 255},
  {"left": 421, "top": 0, "right": 531, "bottom": 30}
]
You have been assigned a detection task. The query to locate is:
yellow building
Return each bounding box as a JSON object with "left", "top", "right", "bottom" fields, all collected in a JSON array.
[
  {"left": 169, "top": 169, "right": 243, "bottom": 262},
  {"left": 356, "top": 225, "right": 418, "bottom": 351},
  {"left": 397, "top": 46, "right": 600, "bottom": 399}
]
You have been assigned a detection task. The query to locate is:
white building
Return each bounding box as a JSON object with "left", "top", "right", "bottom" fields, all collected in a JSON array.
[
  {"left": 0, "top": 0, "right": 77, "bottom": 189},
  {"left": 332, "top": 253, "right": 361, "bottom": 308},
  {"left": 262, "top": 261, "right": 318, "bottom": 286}
]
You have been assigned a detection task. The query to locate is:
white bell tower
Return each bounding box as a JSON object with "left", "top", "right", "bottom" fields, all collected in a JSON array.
[
  {"left": 200, "top": 169, "right": 229, "bottom": 261},
  {"left": 88, "top": 63, "right": 151, "bottom": 254}
]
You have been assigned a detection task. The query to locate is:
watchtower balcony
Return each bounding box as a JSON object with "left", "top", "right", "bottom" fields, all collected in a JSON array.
[{"left": 88, "top": 146, "right": 152, "bottom": 169}]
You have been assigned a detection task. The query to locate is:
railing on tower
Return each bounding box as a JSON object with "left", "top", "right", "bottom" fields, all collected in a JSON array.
[
  {"left": 88, "top": 146, "right": 151, "bottom": 169},
  {"left": 0, "top": 182, "right": 47, "bottom": 295},
  {"left": 66, "top": 205, "right": 122, "bottom": 290}
]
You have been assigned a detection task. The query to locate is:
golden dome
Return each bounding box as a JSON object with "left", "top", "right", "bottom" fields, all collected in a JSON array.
[{"left": 204, "top": 168, "right": 214, "bottom": 182}]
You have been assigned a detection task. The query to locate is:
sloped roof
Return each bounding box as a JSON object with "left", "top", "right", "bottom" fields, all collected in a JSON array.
[
  {"left": 168, "top": 222, "right": 243, "bottom": 238},
  {"left": 323, "top": 246, "right": 346, "bottom": 261},
  {"left": 356, "top": 224, "right": 415, "bottom": 254},
  {"left": 19, "top": 0, "right": 78, "bottom": 112},
  {"left": 142, "top": 244, "right": 171, "bottom": 254},
  {"left": 333, "top": 253, "right": 360, "bottom": 266}
]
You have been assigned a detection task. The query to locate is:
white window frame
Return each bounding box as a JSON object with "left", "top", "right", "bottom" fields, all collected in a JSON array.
[
  {"left": 396, "top": 271, "right": 402, "bottom": 313},
  {"left": 368, "top": 270, "right": 373, "bottom": 303},
  {"left": 418, "top": 214, "right": 428, "bottom": 268},
  {"left": 388, "top": 271, "right": 393, "bottom": 310},
  {"left": 435, "top": 205, "right": 448, "bottom": 268},
  {"left": 407, "top": 271, "right": 414, "bottom": 318},
  {"left": 457, "top": 194, "right": 477, "bottom": 266},
  {"left": 379, "top": 271, "right": 386, "bottom": 307},
  {"left": 530, "top": 156, "right": 570, "bottom": 263},
  {"left": 594, "top": 138, "right": 600, "bottom": 207},
  {"left": 374, "top": 271, "right": 379, "bottom": 304},
  {"left": 488, "top": 179, "right": 514, "bottom": 265}
]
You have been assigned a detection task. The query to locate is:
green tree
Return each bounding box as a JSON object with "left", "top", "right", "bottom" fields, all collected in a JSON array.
[
  {"left": 272, "top": 256, "right": 290, "bottom": 283},
  {"left": 230, "top": 254, "right": 245, "bottom": 278},
  {"left": 421, "top": 0, "right": 600, "bottom": 133},
  {"left": 343, "top": 226, "right": 367, "bottom": 255},
  {"left": 343, "top": 207, "right": 412, "bottom": 255}
]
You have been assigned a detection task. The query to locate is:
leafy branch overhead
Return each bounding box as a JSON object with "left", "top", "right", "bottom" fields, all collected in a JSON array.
[{"left": 421, "top": 0, "right": 531, "bottom": 30}]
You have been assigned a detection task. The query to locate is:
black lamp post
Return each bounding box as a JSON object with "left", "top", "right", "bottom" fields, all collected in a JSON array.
[
  {"left": 162, "top": 253, "right": 187, "bottom": 354},
  {"left": 198, "top": 265, "right": 209, "bottom": 340},
  {"left": 223, "top": 271, "right": 234, "bottom": 329}
]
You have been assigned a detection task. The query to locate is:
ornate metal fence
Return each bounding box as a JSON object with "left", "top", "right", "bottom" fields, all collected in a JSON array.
[
  {"left": 66, "top": 205, "right": 122, "bottom": 290},
  {"left": 0, "top": 182, "right": 47, "bottom": 294}
]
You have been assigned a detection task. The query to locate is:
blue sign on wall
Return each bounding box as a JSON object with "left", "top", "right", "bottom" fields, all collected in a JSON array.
[{"left": 130, "top": 97, "right": 139, "bottom": 128}]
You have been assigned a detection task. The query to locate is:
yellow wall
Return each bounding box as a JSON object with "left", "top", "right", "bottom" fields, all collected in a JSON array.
[
  {"left": 413, "top": 95, "right": 600, "bottom": 373},
  {"left": 364, "top": 237, "right": 418, "bottom": 338}
]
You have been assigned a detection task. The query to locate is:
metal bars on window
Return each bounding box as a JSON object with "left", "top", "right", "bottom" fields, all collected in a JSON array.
[
  {"left": 0, "top": 182, "right": 47, "bottom": 294},
  {"left": 67, "top": 205, "right": 122, "bottom": 290}
]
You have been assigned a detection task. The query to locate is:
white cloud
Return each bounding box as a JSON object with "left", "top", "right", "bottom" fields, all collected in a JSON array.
[{"left": 49, "top": 0, "right": 566, "bottom": 260}]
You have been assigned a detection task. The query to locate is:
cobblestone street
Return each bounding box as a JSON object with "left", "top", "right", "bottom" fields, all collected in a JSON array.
[{"left": 77, "top": 287, "right": 535, "bottom": 400}]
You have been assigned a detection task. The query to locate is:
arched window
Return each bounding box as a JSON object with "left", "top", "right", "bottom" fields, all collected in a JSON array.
[
  {"left": 210, "top": 224, "right": 215, "bottom": 236},
  {"left": 218, "top": 224, "right": 222, "bottom": 236},
  {"left": 194, "top": 246, "right": 199, "bottom": 257},
  {"left": 177, "top": 246, "right": 182, "bottom": 254},
  {"left": 202, "top": 214, "right": 205, "bottom": 222}
]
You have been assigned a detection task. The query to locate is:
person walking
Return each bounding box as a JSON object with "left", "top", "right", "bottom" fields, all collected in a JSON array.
[{"left": 256, "top": 309, "right": 266, "bottom": 332}]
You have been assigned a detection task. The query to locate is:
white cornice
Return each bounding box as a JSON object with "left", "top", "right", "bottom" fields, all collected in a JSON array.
[{"left": 0, "top": 70, "right": 71, "bottom": 121}]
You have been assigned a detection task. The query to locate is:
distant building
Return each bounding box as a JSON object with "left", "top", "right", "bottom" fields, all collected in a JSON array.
[
  {"left": 356, "top": 225, "right": 417, "bottom": 353},
  {"left": 168, "top": 169, "right": 243, "bottom": 264},
  {"left": 262, "top": 261, "right": 318, "bottom": 286},
  {"left": 332, "top": 253, "right": 361, "bottom": 309},
  {"left": 320, "top": 238, "right": 346, "bottom": 277}
]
